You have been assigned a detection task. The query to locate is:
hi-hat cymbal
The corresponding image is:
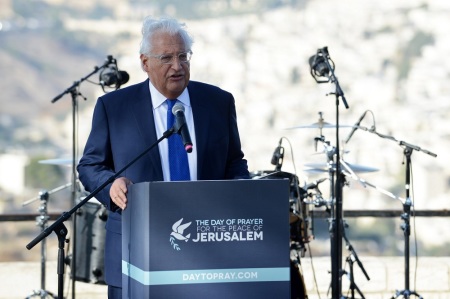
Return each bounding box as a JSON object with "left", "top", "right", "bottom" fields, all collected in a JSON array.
[
  {"left": 287, "top": 122, "right": 353, "bottom": 129},
  {"left": 311, "top": 149, "right": 350, "bottom": 156},
  {"left": 38, "top": 158, "right": 76, "bottom": 166},
  {"left": 304, "top": 162, "right": 378, "bottom": 173}
]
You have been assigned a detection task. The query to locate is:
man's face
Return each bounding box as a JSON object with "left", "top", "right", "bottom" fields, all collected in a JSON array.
[{"left": 141, "top": 31, "right": 190, "bottom": 99}]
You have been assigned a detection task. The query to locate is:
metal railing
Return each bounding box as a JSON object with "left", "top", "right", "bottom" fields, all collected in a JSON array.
[{"left": 1, "top": 209, "right": 449, "bottom": 222}]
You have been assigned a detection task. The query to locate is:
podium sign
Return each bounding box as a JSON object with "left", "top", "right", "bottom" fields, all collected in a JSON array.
[{"left": 122, "top": 179, "right": 290, "bottom": 298}]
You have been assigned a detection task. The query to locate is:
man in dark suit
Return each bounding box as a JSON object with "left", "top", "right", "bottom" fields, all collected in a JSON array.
[{"left": 77, "top": 16, "right": 249, "bottom": 298}]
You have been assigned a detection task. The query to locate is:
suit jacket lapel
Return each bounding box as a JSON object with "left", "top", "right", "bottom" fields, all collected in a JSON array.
[
  {"left": 188, "top": 83, "right": 211, "bottom": 179},
  {"left": 130, "top": 79, "right": 164, "bottom": 180}
]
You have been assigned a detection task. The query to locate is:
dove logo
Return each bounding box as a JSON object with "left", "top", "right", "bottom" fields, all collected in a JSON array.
[{"left": 169, "top": 218, "right": 192, "bottom": 251}]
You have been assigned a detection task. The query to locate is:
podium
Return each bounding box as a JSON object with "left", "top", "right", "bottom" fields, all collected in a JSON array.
[{"left": 122, "top": 179, "right": 290, "bottom": 298}]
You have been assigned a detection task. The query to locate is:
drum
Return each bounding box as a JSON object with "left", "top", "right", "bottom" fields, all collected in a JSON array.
[
  {"left": 251, "top": 170, "right": 311, "bottom": 248},
  {"left": 250, "top": 170, "right": 306, "bottom": 224},
  {"left": 290, "top": 260, "right": 308, "bottom": 299},
  {"left": 73, "top": 198, "right": 107, "bottom": 284}
]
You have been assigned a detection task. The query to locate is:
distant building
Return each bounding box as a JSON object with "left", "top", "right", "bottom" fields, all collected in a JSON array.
[
  {"left": 0, "top": 153, "right": 28, "bottom": 195},
  {"left": 0, "top": 0, "right": 13, "bottom": 19}
]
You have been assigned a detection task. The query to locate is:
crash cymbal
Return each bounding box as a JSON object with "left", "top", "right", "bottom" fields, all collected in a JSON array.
[
  {"left": 304, "top": 162, "right": 378, "bottom": 173},
  {"left": 38, "top": 158, "right": 75, "bottom": 166},
  {"left": 287, "top": 121, "right": 353, "bottom": 129}
]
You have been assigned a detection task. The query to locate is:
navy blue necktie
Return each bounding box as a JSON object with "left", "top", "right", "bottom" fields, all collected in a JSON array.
[{"left": 167, "top": 99, "right": 190, "bottom": 181}]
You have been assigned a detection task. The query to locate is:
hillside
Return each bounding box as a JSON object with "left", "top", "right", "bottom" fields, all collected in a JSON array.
[{"left": 1, "top": 0, "right": 449, "bottom": 261}]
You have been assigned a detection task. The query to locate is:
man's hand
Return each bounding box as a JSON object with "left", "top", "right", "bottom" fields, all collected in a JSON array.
[{"left": 110, "top": 177, "right": 133, "bottom": 210}]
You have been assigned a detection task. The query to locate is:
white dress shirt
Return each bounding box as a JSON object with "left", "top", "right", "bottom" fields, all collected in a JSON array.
[{"left": 149, "top": 81, "right": 198, "bottom": 181}]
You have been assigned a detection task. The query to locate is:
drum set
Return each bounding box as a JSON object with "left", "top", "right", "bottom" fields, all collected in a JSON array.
[{"left": 249, "top": 112, "right": 387, "bottom": 299}]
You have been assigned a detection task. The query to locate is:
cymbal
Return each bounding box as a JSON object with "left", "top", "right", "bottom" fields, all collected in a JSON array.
[
  {"left": 311, "top": 149, "right": 350, "bottom": 156},
  {"left": 287, "top": 121, "right": 353, "bottom": 129},
  {"left": 38, "top": 158, "right": 75, "bottom": 166},
  {"left": 304, "top": 162, "right": 378, "bottom": 173}
]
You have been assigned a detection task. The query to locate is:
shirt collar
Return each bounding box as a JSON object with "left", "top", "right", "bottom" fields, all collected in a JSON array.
[{"left": 149, "top": 81, "right": 190, "bottom": 109}]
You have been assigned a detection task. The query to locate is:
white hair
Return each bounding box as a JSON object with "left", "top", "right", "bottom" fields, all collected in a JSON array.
[{"left": 139, "top": 16, "right": 194, "bottom": 56}]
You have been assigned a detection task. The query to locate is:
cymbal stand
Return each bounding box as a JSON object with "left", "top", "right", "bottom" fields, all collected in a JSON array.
[
  {"left": 315, "top": 133, "right": 347, "bottom": 299},
  {"left": 22, "top": 183, "right": 72, "bottom": 299},
  {"left": 341, "top": 221, "right": 370, "bottom": 299},
  {"left": 316, "top": 132, "right": 372, "bottom": 299},
  {"left": 313, "top": 132, "right": 336, "bottom": 208},
  {"left": 25, "top": 190, "right": 57, "bottom": 299}
]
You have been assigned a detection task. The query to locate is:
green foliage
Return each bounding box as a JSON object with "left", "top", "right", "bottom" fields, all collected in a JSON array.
[
  {"left": 398, "top": 31, "right": 435, "bottom": 80},
  {"left": 24, "top": 156, "right": 67, "bottom": 190}
]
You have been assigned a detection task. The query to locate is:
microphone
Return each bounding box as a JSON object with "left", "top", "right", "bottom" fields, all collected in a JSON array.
[
  {"left": 270, "top": 138, "right": 284, "bottom": 171},
  {"left": 303, "top": 178, "right": 327, "bottom": 191},
  {"left": 172, "top": 103, "right": 193, "bottom": 153},
  {"left": 344, "top": 111, "right": 367, "bottom": 144},
  {"left": 99, "top": 64, "right": 130, "bottom": 89},
  {"left": 309, "top": 53, "right": 330, "bottom": 77}
]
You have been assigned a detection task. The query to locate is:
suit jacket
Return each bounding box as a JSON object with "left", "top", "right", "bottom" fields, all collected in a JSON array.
[{"left": 77, "top": 79, "right": 249, "bottom": 287}]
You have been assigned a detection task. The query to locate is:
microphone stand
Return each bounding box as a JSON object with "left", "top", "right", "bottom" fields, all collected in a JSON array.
[
  {"left": 51, "top": 55, "right": 116, "bottom": 104},
  {"left": 26, "top": 127, "right": 176, "bottom": 299},
  {"left": 392, "top": 144, "right": 426, "bottom": 299},
  {"left": 50, "top": 55, "right": 117, "bottom": 298},
  {"left": 313, "top": 46, "right": 349, "bottom": 299},
  {"left": 352, "top": 126, "right": 436, "bottom": 299}
]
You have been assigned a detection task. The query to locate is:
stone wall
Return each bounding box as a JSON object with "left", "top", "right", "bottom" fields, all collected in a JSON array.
[{"left": 1, "top": 257, "right": 449, "bottom": 298}]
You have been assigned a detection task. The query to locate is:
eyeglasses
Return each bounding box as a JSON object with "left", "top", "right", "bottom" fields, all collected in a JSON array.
[{"left": 148, "top": 51, "right": 193, "bottom": 65}]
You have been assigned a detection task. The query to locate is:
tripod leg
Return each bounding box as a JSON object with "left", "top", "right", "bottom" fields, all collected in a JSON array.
[
  {"left": 26, "top": 191, "right": 58, "bottom": 299},
  {"left": 25, "top": 289, "right": 57, "bottom": 299},
  {"left": 343, "top": 255, "right": 366, "bottom": 299}
]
